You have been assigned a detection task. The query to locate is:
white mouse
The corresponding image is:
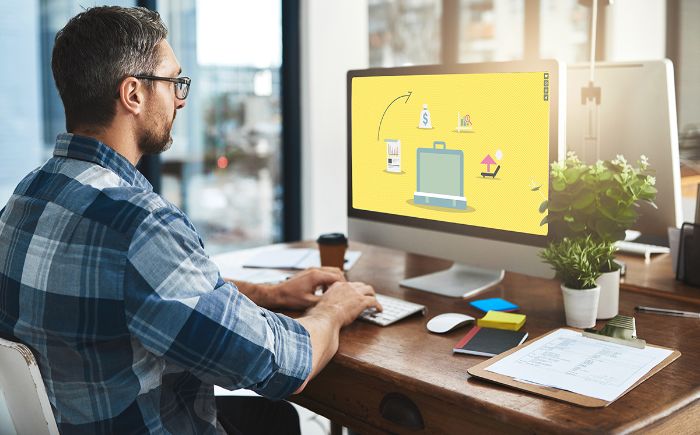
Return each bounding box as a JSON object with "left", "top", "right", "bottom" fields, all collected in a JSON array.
[{"left": 426, "top": 313, "right": 475, "bottom": 334}]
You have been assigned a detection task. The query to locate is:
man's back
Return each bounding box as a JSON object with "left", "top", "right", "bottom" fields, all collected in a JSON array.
[{"left": 0, "top": 134, "right": 312, "bottom": 433}]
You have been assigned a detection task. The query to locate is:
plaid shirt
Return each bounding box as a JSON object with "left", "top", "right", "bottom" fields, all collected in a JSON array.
[{"left": 0, "top": 133, "right": 312, "bottom": 434}]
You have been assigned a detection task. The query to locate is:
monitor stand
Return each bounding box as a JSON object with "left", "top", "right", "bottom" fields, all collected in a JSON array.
[{"left": 399, "top": 263, "right": 505, "bottom": 298}]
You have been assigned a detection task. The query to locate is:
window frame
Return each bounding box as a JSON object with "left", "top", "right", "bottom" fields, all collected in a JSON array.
[{"left": 137, "top": 0, "right": 302, "bottom": 242}]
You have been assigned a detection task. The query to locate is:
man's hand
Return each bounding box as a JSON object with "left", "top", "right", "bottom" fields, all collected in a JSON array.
[
  {"left": 309, "top": 281, "right": 383, "bottom": 327},
  {"left": 267, "top": 267, "right": 347, "bottom": 310}
]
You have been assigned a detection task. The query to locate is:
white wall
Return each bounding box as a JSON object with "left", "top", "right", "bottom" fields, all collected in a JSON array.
[
  {"left": 605, "top": 0, "right": 666, "bottom": 61},
  {"left": 300, "top": 0, "right": 368, "bottom": 239}
]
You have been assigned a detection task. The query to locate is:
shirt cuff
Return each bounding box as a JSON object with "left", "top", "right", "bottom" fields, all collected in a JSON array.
[{"left": 253, "top": 311, "right": 312, "bottom": 400}]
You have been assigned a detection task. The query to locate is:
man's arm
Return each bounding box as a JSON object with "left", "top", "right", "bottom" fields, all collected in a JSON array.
[
  {"left": 125, "top": 209, "right": 316, "bottom": 399},
  {"left": 294, "top": 281, "right": 382, "bottom": 393}
]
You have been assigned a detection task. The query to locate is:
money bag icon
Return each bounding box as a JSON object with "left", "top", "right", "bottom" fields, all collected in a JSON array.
[{"left": 419, "top": 104, "right": 432, "bottom": 129}]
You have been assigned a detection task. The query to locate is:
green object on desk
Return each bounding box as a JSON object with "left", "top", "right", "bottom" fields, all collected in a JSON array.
[{"left": 583, "top": 315, "right": 646, "bottom": 349}]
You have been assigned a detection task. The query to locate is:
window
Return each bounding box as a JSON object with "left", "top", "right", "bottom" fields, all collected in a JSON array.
[
  {"left": 157, "top": 0, "right": 284, "bottom": 252},
  {"left": 0, "top": 1, "right": 135, "bottom": 205},
  {"left": 0, "top": 1, "right": 288, "bottom": 252},
  {"left": 539, "top": 0, "right": 590, "bottom": 63},
  {"left": 369, "top": 0, "right": 442, "bottom": 67},
  {"left": 670, "top": 0, "right": 700, "bottom": 219},
  {"left": 676, "top": 0, "right": 700, "bottom": 165},
  {"left": 458, "top": 0, "right": 524, "bottom": 62}
]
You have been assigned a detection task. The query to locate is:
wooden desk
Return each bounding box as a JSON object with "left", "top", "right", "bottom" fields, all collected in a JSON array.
[
  {"left": 619, "top": 252, "right": 700, "bottom": 303},
  {"left": 286, "top": 241, "right": 700, "bottom": 434}
]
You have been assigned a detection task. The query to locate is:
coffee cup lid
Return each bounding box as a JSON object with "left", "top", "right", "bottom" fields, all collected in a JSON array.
[{"left": 316, "top": 233, "right": 348, "bottom": 245}]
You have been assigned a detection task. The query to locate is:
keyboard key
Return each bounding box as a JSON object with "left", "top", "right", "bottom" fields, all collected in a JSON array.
[{"left": 359, "top": 294, "right": 425, "bottom": 326}]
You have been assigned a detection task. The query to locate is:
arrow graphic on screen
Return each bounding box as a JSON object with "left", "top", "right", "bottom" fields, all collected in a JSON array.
[{"left": 376, "top": 91, "right": 412, "bottom": 141}]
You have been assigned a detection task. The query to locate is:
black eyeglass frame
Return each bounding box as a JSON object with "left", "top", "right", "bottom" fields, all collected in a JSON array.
[{"left": 132, "top": 75, "right": 192, "bottom": 100}]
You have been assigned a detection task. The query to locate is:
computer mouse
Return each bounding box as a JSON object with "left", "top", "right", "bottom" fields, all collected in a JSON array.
[{"left": 426, "top": 313, "right": 475, "bottom": 334}]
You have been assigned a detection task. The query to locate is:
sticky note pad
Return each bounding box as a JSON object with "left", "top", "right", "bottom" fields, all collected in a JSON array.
[
  {"left": 469, "top": 298, "right": 519, "bottom": 313},
  {"left": 477, "top": 311, "right": 526, "bottom": 331}
]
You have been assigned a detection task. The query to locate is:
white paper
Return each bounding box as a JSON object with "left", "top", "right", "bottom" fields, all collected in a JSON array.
[
  {"left": 485, "top": 329, "right": 673, "bottom": 402},
  {"left": 211, "top": 246, "right": 289, "bottom": 281},
  {"left": 242, "top": 248, "right": 361, "bottom": 271},
  {"left": 243, "top": 248, "right": 313, "bottom": 269},
  {"left": 219, "top": 267, "right": 291, "bottom": 284}
]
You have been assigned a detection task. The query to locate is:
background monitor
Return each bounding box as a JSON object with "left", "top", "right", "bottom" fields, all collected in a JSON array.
[
  {"left": 347, "top": 61, "right": 565, "bottom": 298},
  {"left": 567, "top": 60, "right": 682, "bottom": 238}
]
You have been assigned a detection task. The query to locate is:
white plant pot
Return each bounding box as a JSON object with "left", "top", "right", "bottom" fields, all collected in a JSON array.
[
  {"left": 596, "top": 269, "right": 621, "bottom": 320},
  {"left": 561, "top": 285, "right": 600, "bottom": 328}
]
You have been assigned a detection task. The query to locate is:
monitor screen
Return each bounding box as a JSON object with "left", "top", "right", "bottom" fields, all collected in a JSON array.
[{"left": 349, "top": 69, "right": 552, "bottom": 241}]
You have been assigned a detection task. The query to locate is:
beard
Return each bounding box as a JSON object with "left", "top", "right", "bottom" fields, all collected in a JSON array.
[{"left": 138, "top": 109, "right": 176, "bottom": 155}]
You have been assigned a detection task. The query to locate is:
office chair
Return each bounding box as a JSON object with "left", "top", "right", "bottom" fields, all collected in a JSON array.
[{"left": 0, "top": 337, "right": 58, "bottom": 434}]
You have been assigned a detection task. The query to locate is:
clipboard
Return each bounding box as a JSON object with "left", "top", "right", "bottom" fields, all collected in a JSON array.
[{"left": 467, "top": 328, "right": 681, "bottom": 407}]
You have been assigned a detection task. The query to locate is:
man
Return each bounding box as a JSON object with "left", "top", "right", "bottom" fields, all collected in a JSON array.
[{"left": 0, "top": 6, "right": 381, "bottom": 434}]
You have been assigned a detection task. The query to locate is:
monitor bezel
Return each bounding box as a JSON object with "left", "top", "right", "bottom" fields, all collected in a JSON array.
[{"left": 346, "top": 60, "right": 560, "bottom": 248}]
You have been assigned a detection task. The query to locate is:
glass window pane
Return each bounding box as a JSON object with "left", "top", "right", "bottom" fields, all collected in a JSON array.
[
  {"left": 539, "top": 0, "right": 591, "bottom": 63},
  {"left": 369, "top": 0, "right": 442, "bottom": 67},
  {"left": 40, "top": 1, "right": 136, "bottom": 149},
  {"left": 0, "top": 1, "right": 42, "bottom": 204},
  {"left": 158, "top": 0, "right": 283, "bottom": 252},
  {"left": 677, "top": 0, "right": 700, "bottom": 220},
  {"left": 0, "top": 1, "right": 135, "bottom": 205},
  {"left": 458, "top": 0, "right": 524, "bottom": 62}
]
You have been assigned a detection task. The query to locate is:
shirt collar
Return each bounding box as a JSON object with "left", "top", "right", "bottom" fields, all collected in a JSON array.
[{"left": 53, "top": 133, "right": 153, "bottom": 191}]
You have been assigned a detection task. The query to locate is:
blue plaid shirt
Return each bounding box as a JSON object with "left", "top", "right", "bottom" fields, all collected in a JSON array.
[{"left": 0, "top": 134, "right": 312, "bottom": 434}]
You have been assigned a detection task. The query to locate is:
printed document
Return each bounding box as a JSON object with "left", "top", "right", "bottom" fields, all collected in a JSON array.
[
  {"left": 243, "top": 248, "right": 362, "bottom": 271},
  {"left": 485, "top": 328, "right": 673, "bottom": 401}
]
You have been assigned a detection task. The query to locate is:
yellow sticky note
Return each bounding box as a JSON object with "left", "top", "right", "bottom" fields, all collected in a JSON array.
[{"left": 477, "top": 311, "right": 526, "bottom": 331}]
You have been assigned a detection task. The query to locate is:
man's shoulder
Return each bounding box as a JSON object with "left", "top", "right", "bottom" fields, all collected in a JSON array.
[{"left": 12, "top": 157, "right": 183, "bottom": 241}]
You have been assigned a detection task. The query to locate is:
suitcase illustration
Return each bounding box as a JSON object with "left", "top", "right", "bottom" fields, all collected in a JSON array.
[{"left": 414, "top": 141, "right": 467, "bottom": 210}]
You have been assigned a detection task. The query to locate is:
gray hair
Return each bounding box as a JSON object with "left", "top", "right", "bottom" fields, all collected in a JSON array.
[{"left": 51, "top": 6, "right": 168, "bottom": 132}]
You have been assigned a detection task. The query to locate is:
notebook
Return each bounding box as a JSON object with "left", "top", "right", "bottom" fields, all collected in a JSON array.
[{"left": 453, "top": 326, "right": 528, "bottom": 357}]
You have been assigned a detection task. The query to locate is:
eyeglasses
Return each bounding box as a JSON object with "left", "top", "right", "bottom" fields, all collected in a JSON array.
[{"left": 133, "top": 75, "right": 191, "bottom": 100}]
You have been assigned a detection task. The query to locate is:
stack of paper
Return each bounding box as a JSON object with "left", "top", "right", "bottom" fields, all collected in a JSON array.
[{"left": 485, "top": 328, "right": 674, "bottom": 402}]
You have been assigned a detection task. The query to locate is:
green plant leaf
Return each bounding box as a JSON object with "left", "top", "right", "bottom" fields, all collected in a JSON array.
[
  {"left": 564, "top": 167, "right": 586, "bottom": 183},
  {"left": 548, "top": 198, "right": 570, "bottom": 212},
  {"left": 567, "top": 220, "right": 586, "bottom": 232},
  {"left": 642, "top": 185, "right": 658, "bottom": 195},
  {"left": 605, "top": 187, "right": 623, "bottom": 200},
  {"left": 598, "top": 170, "right": 613, "bottom": 181},
  {"left": 540, "top": 215, "right": 549, "bottom": 226},
  {"left": 539, "top": 200, "right": 548, "bottom": 213},
  {"left": 552, "top": 178, "right": 566, "bottom": 192},
  {"left": 572, "top": 192, "right": 594, "bottom": 210}
]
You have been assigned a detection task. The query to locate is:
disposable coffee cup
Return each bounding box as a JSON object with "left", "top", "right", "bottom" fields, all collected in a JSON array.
[{"left": 316, "top": 233, "right": 348, "bottom": 269}]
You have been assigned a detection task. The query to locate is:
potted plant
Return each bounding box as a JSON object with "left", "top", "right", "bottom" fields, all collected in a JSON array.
[
  {"left": 540, "top": 236, "right": 603, "bottom": 328},
  {"left": 538, "top": 152, "right": 657, "bottom": 319}
]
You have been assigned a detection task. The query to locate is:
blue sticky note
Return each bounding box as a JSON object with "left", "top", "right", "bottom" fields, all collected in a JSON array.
[{"left": 469, "top": 298, "right": 519, "bottom": 313}]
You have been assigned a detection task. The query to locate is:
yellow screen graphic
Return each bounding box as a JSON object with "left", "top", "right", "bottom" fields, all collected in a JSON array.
[{"left": 352, "top": 72, "right": 550, "bottom": 236}]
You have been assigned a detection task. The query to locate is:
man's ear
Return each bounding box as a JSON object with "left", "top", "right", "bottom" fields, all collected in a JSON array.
[{"left": 118, "top": 77, "right": 145, "bottom": 116}]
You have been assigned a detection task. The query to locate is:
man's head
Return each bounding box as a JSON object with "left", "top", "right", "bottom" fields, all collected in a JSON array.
[{"left": 52, "top": 6, "right": 186, "bottom": 155}]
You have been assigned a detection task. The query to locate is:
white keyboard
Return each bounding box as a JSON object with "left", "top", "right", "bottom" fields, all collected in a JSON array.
[
  {"left": 359, "top": 294, "right": 426, "bottom": 326},
  {"left": 616, "top": 241, "right": 670, "bottom": 261}
]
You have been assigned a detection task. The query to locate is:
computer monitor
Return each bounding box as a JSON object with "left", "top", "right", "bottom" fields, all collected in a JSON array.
[
  {"left": 347, "top": 61, "right": 565, "bottom": 298},
  {"left": 567, "top": 60, "right": 682, "bottom": 238}
]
